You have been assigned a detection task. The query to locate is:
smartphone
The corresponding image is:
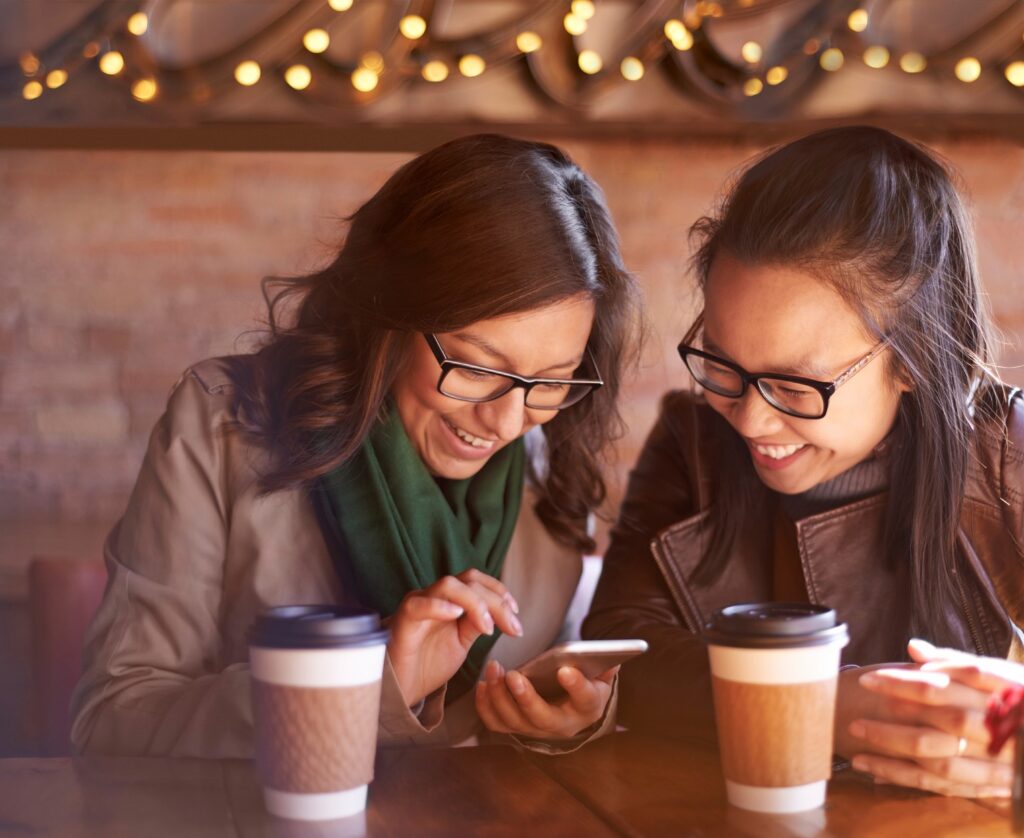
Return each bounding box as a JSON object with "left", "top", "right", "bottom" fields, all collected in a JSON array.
[{"left": 514, "top": 639, "right": 648, "bottom": 701}]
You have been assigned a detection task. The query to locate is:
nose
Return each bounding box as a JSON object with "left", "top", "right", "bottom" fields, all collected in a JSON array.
[
  {"left": 725, "top": 386, "right": 786, "bottom": 439},
  {"left": 478, "top": 388, "right": 529, "bottom": 442}
]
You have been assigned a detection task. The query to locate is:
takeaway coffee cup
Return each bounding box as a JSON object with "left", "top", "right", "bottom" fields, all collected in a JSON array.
[
  {"left": 704, "top": 602, "right": 849, "bottom": 814},
  {"left": 249, "top": 605, "right": 389, "bottom": 821}
]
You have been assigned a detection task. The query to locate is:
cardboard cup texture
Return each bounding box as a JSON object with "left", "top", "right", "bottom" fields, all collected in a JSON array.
[
  {"left": 709, "top": 642, "right": 844, "bottom": 813},
  {"left": 250, "top": 643, "right": 386, "bottom": 821}
]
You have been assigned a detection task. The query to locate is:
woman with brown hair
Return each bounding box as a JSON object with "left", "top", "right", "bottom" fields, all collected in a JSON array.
[
  {"left": 71, "top": 134, "right": 641, "bottom": 757},
  {"left": 585, "top": 125, "right": 1024, "bottom": 797}
]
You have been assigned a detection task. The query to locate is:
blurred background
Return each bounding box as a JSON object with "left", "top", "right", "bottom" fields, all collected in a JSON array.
[{"left": 2, "top": 0, "right": 1023, "bottom": 756}]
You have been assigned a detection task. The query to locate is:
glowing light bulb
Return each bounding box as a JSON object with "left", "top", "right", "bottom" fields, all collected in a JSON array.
[
  {"left": 131, "top": 78, "right": 158, "bottom": 101},
  {"left": 351, "top": 67, "right": 378, "bottom": 92},
  {"left": 516, "top": 32, "right": 542, "bottom": 53},
  {"left": 458, "top": 54, "right": 485, "bottom": 77},
  {"left": 863, "top": 46, "right": 889, "bottom": 69},
  {"left": 284, "top": 64, "right": 312, "bottom": 90},
  {"left": 665, "top": 20, "right": 693, "bottom": 51},
  {"left": 572, "top": 0, "right": 596, "bottom": 20},
  {"left": 564, "top": 13, "right": 587, "bottom": 36},
  {"left": 899, "top": 52, "right": 926, "bottom": 73},
  {"left": 22, "top": 80, "right": 43, "bottom": 100},
  {"left": 19, "top": 52, "right": 40, "bottom": 75},
  {"left": 400, "top": 15, "right": 427, "bottom": 39},
  {"left": 422, "top": 60, "right": 448, "bottom": 82},
  {"left": 620, "top": 56, "right": 644, "bottom": 81},
  {"left": 848, "top": 9, "right": 868, "bottom": 32},
  {"left": 1006, "top": 61, "right": 1024, "bottom": 87},
  {"left": 83, "top": 42, "right": 100, "bottom": 59},
  {"left": 360, "top": 52, "right": 384, "bottom": 73},
  {"left": 766, "top": 65, "right": 788, "bottom": 85},
  {"left": 820, "top": 47, "right": 844, "bottom": 72},
  {"left": 234, "top": 60, "right": 261, "bottom": 86},
  {"left": 955, "top": 57, "right": 981, "bottom": 82},
  {"left": 741, "top": 41, "right": 762, "bottom": 64},
  {"left": 578, "top": 49, "right": 602, "bottom": 74},
  {"left": 127, "top": 12, "right": 148, "bottom": 36},
  {"left": 100, "top": 51, "right": 125, "bottom": 75},
  {"left": 45, "top": 69, "right": 68, "bottom": 88},
  {"left": 303, "top": 29, "right": 330, "bottom": 54},
  {"left": 328, "top": 0, "right": 353, "bottom": 9},
  {"left": 743, "top": 78, "right": 763, "bottom": 96}
]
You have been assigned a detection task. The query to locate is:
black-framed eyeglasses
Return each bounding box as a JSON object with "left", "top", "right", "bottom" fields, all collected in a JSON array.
[
  {"left": 424, "top": 333, "right": 603, "bottom": 410},
  {"left": 677, "top": 340, "right": 889, "bottom": 420}
]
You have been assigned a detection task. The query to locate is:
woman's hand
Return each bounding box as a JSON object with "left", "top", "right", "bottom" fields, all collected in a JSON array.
[
  {"left": 387, "top": 569, "right": 523, "bottom": 707},
  {"left": 474, "top": 660, "right": 617, "bottom": 741},
  {"left": 840, "top": 639, "right": 1017, "bottom": 798}
]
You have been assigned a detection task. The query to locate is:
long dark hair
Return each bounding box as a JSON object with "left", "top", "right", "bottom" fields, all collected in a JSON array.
[
  {"left": 689, "top": 125, "right": 996, "bottom": 646},
  {"left": 227, "top": 134, "right": 641, "bottom": 553}
]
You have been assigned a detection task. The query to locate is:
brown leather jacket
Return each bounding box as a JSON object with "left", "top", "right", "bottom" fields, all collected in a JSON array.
[{"left": 584, "top": 387, "right": 1024, "bottom": 739}]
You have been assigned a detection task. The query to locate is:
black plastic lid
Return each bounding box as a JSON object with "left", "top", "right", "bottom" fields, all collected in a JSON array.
[
  {"left": 248, "top": 605, "right": 390, "bottom": 650},
  {"left": 703, "top": 602, "right": 849, "bottom": 649}
]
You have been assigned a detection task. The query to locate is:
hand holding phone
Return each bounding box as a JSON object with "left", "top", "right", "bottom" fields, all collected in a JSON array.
[{"left": 515, "top": 639, "right": 648, "bottom": 701}]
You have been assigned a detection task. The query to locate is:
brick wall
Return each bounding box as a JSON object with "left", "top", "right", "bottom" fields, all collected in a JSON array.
[{"left": 2, "top": 137, "right": 1023, "bottom": 536}]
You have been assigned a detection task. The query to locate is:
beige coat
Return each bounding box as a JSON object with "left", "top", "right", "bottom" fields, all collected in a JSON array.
[{"left": 70, "top": 358, "right": 614, "bottom": 758}]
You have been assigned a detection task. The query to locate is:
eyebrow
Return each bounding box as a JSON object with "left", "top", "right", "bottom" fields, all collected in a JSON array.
[
  {"left": 702, "top": 335, "right": 833, "bottom": 379},
  {"left": 449, "top": 331, "right": 583, "bottom": 376}
]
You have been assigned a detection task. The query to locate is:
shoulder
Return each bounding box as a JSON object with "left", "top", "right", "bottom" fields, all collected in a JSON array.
[{"left": 156, "top": 355, "right": 253, "bottom": 452}]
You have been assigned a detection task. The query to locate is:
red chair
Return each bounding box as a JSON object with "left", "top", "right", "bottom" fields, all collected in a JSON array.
[{"left": 28, "top": 556, "right": 108, "bottom": 756}]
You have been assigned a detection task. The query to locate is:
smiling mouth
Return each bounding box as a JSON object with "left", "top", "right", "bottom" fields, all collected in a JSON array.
[
  {"left": 443, "top": 418, "right": 495, "bottom": 450},
  {"left": 752, "top": 442, "right": 807, "bottom": 460}
]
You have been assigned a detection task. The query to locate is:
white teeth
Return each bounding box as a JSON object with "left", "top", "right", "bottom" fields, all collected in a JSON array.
[
  {"left": 447, "top": 420, "right": 495, "bottom": 450},
  {"left": 755, "top": 443, "right": 805, "bottom": 460}
]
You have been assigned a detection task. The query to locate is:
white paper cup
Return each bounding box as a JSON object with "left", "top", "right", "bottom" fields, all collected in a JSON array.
[
  {"left": 249, "top": 606, "right": 389, "bottom": 822},
  {"left": 705, "top": 603, "right": 849, "bottom": 814}
]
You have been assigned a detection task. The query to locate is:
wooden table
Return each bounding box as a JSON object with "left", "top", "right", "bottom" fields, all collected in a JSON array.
[{"left": 0, "top": 734, "right": 1012, "bottom": 837}]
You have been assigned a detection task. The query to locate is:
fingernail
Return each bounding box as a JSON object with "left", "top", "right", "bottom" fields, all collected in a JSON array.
[
  {"left": 486, "top": 662, "right": 500, "bottom": 684},
  {"left": 559, "top": 666, "right": 578, "bottom": 685},
  {"left": 852, "top": 757, "right": 869, "bottom": 772},
  {"left": 447, "top": 603, "right": 465, "bottom": 617},
  {"left": 849, "top": 721, "right": 866, "bottom": 738},
  {"left": 507, "top": 671, "right": 526, "bottom": 695},
  {"left": 510, "top": 615, "right": 524, "bottom": 636},
  {"left": 858, "top": 673, "right": 879, "bottom": 687},
  {"left": 482, "top": 612, "right": 495, "bottom": 635},
  {"left": 505, "top": 593, "right": 520, "bottom": 615}
]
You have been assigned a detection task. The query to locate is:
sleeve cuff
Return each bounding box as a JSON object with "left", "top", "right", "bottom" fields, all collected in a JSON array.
[{"left": 377, "top": 653, "right": 447, "bottom": 744}]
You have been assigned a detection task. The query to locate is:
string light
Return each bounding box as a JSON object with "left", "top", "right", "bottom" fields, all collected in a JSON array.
[
  {"left": 400, "top": 15, "right": 427, "bottom": 40},
  {"left": 741, "top": 41, "right": 762, "bottom": 64},
  {"left": 83, "top": 42, "right": 100, "bottom": 59},
  {"left": 664, "top": 20, "right": 693, "bottom": 51},
  {"left": 234, "top": 60, "right": 261, "bottom": 86},
  {"left": 578, "top": 49, "right": 602, "bottom": 74},
  {"left": 1006, "top": 61, "right": 1024, "bottom": 87},
  {"left": 45, "top": 69, "right": 68, "bottom": 88},
  {"left": 458, "top": 54, "right": 486, "bottom": 77},
  {"left": 820, "top": 48, "right": 844, "bottom": 71},
  {"left": 743, "top": 78, "right": 763, "bottom": 96},
  {"left": 847, "top": 9, "right": 868, "bottom": 32},
  {"left": 564, "top": 13, "right": 587, "bottom": 36},
  {"left": 303, "top": 29, "right": 330, "bottom": 53},
  {"left": 571, "top": 0, "right": 596, "bottom": 20},
  {"left": 620, "top": 56, "right": 644, "bottom": 81},
  {"left": 766, "top": 65, "right": 788, "bottom": 85},
  {"left": 22, "top": 80, "right": 43, "bottom": 100},
  {"left": 516, "top": 32, "right": 542, "bottom": 53},
  {"left": 954, "top": 57, "right": 981, "bottom": 82},
  {"left": 328, "top": 0, "right": 353, "bottom": 10},
  {"left": 98, "top": 51, "right": 125, "bottom": 75},
  {"left": 19, "top": 52, "right": 40, "bottom": 75},
  {"left": 863, "top": 46, "right": 889, "bottom": 69},
  {"left": 127, "top": 12, "right": 148, "bottom": 36},
  {"left": 284, "top": 64, "right": 312, "bottom": 90},
  {"left": 351, "top": 67, "right": 378, "bottom": 92},
  {"left": 131, "top": 78, "right": 158, "bottom": 101},
  {"left": 803, "top": 38, "right": 821, "bottom": 56},
  {"left": 422, "top": 60, "right": 448, "bottom": 82},
  {"left": 899, "top": 52, "right": 927, "bottom": 73}
]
